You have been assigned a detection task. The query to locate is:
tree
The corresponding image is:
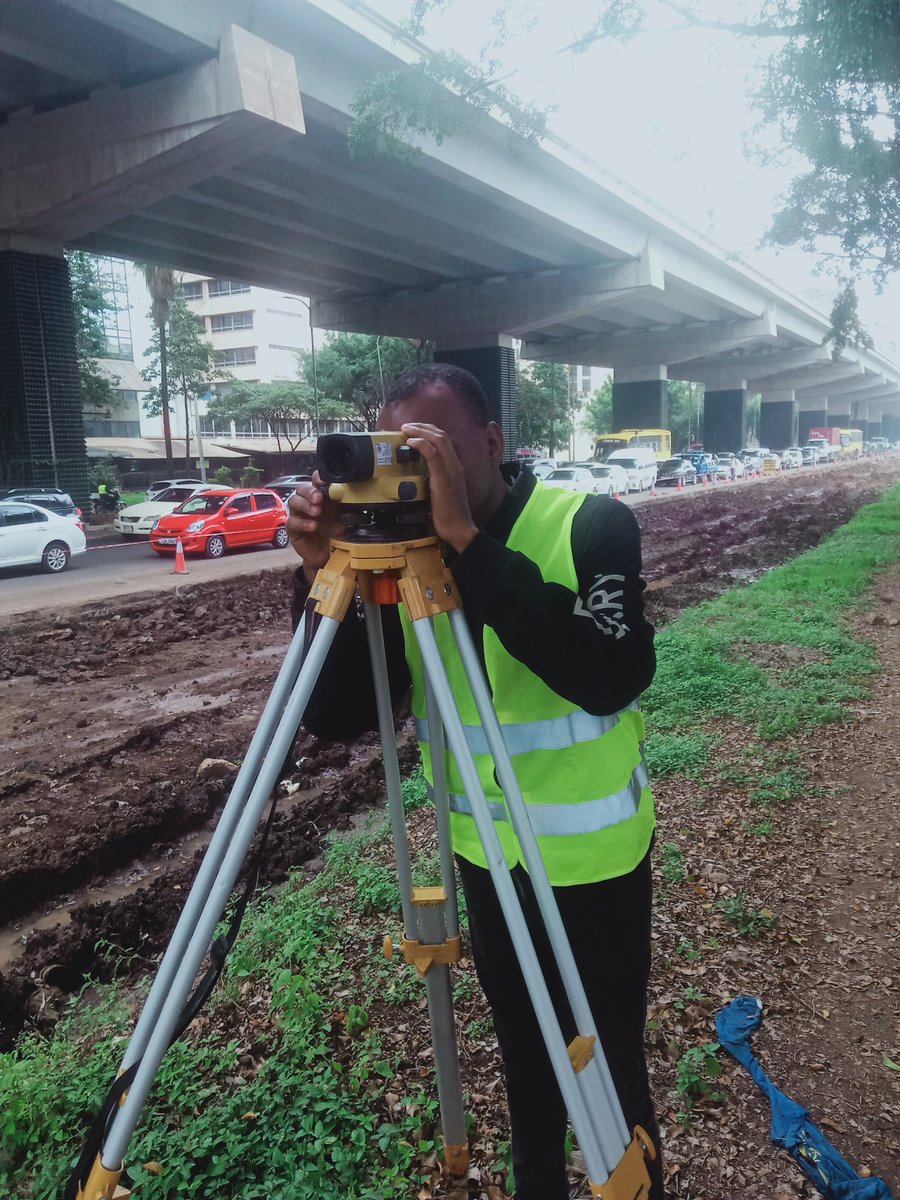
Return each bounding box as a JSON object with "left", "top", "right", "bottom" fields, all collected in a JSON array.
[
  {"left": 139, "top": 264, "right": 177, "bottom": 471},
  {"left": 581, "top": 378, "right": 613, "bottom": 441},
  {"left": 206, "top": 380, "right": 320, "bottom": 451},
  {"left": 517, "top": 361, "right": 573, "bottom": 456},
  {"left": 142, "top": 289, "right": 222, "bottom": 467},
  {"left": 667, "top": 380, "right": 705, "bottom": 450},
  {"left": 67, "top": 251, "right": 116, "bottom": 418},
  {"left": 300, "top": 334, "right": 421, "bottom": 430}
]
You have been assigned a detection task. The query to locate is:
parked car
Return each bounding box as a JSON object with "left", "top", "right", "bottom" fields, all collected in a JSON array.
[
  {"left": 683, "top": 451, "right": 717, "bottom": 482},
  {"left": 606, "top": 447, "right": 657, "bottom": 491},
  {"left": 713, "top": 453, "right": 745, "bottom": 480},
  {"left": 775, "top": 449, "right": 800, "bottom": 470},
  {"left": 0, "top": 501, "right": 86, "bottom": 573},
  {"left": 739, "top": 449, "right": 763, "bottom": 474},
  {"left": 543, "top": 467, "right": 597, "bottom": 494},
  {"left": 115, "top": 484, "right": 216, "bottom": 538},
  {"left": 0, "top": 487, "right": 80, "bottom": 517},
  {"left": 783, "top": 447, "right": 805, "bottom": 469},
  {"left": 800, "top": 446, "right": 819, "bottom": 466},
  {"left": 584, "top": 463, "right": 631, "bottom": 496},
  {"left": 656, "top": 457, "right": 697, "bottom": 487},
  {"left": 150, "top": 489, "right": 289, "bottom": 558},
  {"left": 145, "top": 477, "right": 202, "bottom": 501},
  {"left": 265, "top": 475, "right": 313, "bottom": 502}
]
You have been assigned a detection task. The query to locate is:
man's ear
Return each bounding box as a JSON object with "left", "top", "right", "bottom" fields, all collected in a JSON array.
[{"left": 485, "top": 420, "right": 504, "bottom": 463}]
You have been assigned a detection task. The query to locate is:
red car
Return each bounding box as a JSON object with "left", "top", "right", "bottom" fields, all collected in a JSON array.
[{"left": 150, "top": 489, "right": 289, "bottom": 558}]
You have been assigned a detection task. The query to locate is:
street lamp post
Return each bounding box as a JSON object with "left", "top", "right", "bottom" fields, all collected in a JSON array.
[{"left": 298, "top": 298, "right": 319, "bottom": 442}]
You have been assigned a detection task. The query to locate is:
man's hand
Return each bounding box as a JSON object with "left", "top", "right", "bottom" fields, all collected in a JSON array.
[
  {"left": 286, "top": 474, "right": 344, "bottom": 584},
  {"left": 400, "top": 422, "right": 478, "bottom": 553}
]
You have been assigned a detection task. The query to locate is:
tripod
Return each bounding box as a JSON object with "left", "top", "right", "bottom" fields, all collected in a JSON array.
[{"left": 70, "top": 533, "right": 655, "bottom": 1200}]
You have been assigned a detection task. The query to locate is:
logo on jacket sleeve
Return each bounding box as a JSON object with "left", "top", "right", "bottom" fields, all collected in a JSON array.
[{"left": 574, "top": 573, "right": 629, "bottom": 639}]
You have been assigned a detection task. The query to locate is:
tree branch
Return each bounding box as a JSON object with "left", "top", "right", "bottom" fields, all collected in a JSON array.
[{"left": 658, "top": 0, "right": 813, "bottom": 39}]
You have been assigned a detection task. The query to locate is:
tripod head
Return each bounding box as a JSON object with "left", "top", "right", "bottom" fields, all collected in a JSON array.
[{"left": 317, "top": 431, "right": 431, "bottom": 541}]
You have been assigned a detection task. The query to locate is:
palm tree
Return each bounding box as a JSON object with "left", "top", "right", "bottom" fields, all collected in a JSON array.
[{"left": 139, "top": 264, "right": 177, "bottom": 472}]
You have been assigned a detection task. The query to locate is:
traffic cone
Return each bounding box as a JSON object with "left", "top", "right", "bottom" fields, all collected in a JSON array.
[
  {"left": 702, "top": 474, "right": 708, "bottom": 487},
  {"left": 170, "top": 537, "right": 189, "bottom": 575},
  {"left": 650, "top": 483, "right": 657, "bottom": 497},
  {"left": 677, "top": 477, "right": 683, "bottom": 490}
]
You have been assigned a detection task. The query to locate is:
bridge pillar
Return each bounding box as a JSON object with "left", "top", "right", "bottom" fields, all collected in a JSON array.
[
  {"left": 798, "top": 405, "right": 827, "bottom": 444},
  {"left": 759, "top": 390, "right": 797, "bottom": 448},
  {"left": 827, "top": 405, "right": 851, "bottom": 429},
  {"left": 611, "top": 366, "right": 668, "bottom": 432},
  {"left": 0, "top": 242, "right": 88, "bottom": 505},
  {"left": 866, "top": 413, "right": 883, "bottom": 440},
  {"left": 851, "top": 401, "right": 869, "bottom": 441},
  {"left": 882, "top": 413, "right": 900, "bottom": 441},
  {"left": 435, "top": 338, "right": 518, "bottom": 461},
  {"left": 703, "top": 389, "right": 747, "bottom": 452}
]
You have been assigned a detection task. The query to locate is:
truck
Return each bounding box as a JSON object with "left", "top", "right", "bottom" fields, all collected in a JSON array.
[
  {"left": 594, "top": 428, "right": 672, "bottom": 462},
  {"left": 807, "top": 428, "right": 841, "bottom": 464}
]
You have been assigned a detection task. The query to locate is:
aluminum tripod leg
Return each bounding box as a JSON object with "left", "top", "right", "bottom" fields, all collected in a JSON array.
[
  {"left": 364, "top": 602, "right": 468, "bottom": 1176},
  {"left": 96, "top": 614, "right": 342, "bottom": 1174},
  {"left": 413, "top": 615, "right": 644, "bottom": 1190}
]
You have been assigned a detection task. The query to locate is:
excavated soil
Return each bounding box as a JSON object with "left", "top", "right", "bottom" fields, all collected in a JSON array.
[{"left": 1, "top": 458, "right": 898, "bottom": 1050}]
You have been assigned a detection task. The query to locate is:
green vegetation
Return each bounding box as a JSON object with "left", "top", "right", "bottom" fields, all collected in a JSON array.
[
  {"left": 675, "top": 1043, "right": 725, "bottom": 1125},
  {"left": 660, "top": 841, "right": 687, "bottom": 884},
  {"left": 716, "top": 894, "right": 778, "bottom": 938}
]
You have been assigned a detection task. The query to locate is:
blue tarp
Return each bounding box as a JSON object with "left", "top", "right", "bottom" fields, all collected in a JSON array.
[{"left": 716, "top": 996, "right": 894, "bottom": 1198}]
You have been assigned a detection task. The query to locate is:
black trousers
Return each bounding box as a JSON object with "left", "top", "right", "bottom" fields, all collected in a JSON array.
[{"left": 456, "top": 849, "right": 664, "bottom": 1200}]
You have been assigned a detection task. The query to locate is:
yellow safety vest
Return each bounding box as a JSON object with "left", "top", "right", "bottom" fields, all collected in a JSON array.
[{"left": 400, "top": 481, "right": 655, "bottom": 886}]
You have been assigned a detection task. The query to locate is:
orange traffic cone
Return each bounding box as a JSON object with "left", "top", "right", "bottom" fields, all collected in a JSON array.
[
  {"left": 702, "top": 474, "right": 708, "bottom": 487},
  {"left": 170, "top": 537, "right": 189, "bottom": 575},
  {"left": 677, "top": 477, "right": 683, "bottom": 490},
  {"left": 650, "top": 483, "right": 657, "bottom": 496}
]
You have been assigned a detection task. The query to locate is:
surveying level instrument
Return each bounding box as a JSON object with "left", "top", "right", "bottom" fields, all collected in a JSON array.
[{"left": 68, "top": 433, "right": 656, "bottom": 1200}]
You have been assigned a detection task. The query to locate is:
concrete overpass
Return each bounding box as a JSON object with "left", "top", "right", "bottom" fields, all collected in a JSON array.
[{"left": 2, "top": 0, "right": 899, "bottom": 500}]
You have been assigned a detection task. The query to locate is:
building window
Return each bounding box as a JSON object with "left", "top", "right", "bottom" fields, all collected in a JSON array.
[
  {"left": 268, "top": 343, "right": 302, "bottom": 352},
  {"left": 89, "top": 255, "right": 133, "bottom": 359},
  {"left": 181, "top": 281, "right": 204, "bottom": 300},
  {"left": 210, "top": 311, "right": 254, "bottom": 333},
  {"left": 199, "top": 416, "right": 231, "bottom": 437},
  {"left": 83, "top": 419, "right": 142, "bottom": 436},
  {"left": 208, "top": 279, "right": 250, "bottom": 297},
  {"left": 213, "top": 347, "right": 257, "bottom": 367},
  {"left": 233, "top": 418, "right": 274, "bottom": 437}
]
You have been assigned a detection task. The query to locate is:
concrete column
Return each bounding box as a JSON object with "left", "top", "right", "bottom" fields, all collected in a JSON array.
[
  {"left": 435, "top": 338, "right": 518, "bottom": 462},
  {"left": 828, "top": 409, "right": 852, "bottom": 428},
  {"left": 759, "top": 390, "right": 797, "bottom": 449},
  {"left": 798, "top": 407, "right": 827, "bottom": 444},
  {"left": 867, "top": 415, "right": 883, "bottom": 439},
  {"left": 0, "top": 247, "right": 88, "bottom": 505},
  {"left": 882, "top": 413, "right": 900, "bottom": 441},
  {"left": 612, "top": 365, "right": 668, "bottom": 432},
  {"left": 703, "top": 389, "right": 747, "bottom": 452}
]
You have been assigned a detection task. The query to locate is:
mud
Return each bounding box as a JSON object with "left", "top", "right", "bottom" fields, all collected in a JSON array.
[{"left": 1, "top": 458, "right": 898, "bottom": 1046}]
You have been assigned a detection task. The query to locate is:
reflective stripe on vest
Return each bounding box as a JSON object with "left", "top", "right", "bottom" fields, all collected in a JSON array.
[
  {"left": 444, "top": 759, "right": 649, "bottom": 837},
  {"left": 415, "top": 701, "right": 640, "bottom": 758}
]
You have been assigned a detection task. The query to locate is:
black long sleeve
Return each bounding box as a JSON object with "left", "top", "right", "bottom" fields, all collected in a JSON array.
[{"left": 292, "top": 471, "right": 655, "bottom": 740}]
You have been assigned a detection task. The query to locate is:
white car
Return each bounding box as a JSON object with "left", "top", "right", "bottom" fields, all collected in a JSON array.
[
  {"left": 585, "top": 463, "right": 630, "bottom": 496},
  {"left": 714, "top": 453, "right": 745, "bottom": 480},
  {"left": 784, "top": 447, "right": 805, "bottom": 469},
  {"left": 115, "top": 484, "right": 215, "bottom": 537},
  {"left": 145, "top": 477, "right": 203, "bottom": 501},
  {"left": 528, "top": 458, "right": 558, "bottom": 480},
  {"left": 543, "top": 467, "right": 596, "bottom": 494},
  {"left": 0, "top": 501, "right": 86, "bottom": 573}
]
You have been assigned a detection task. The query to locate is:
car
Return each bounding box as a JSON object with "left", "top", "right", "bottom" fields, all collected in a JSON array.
[
  {"left": 0, "top": 501, "right": 86, "bottom": 573},
  {"left": 656, "top": 457, "right": 697, "bottom": 487},
  {"left": 145, "top": 477, "right": 202, "bottom": 501},
  {"left": 150, "top": 489, "right": 289, "bottom": 558},
  {"left": 713, "top": 453, "right": 745, "bottom": 481},
  {"left": 738, "top": 449, "right": 763, "bottom": 474},
  {"left": 800, "top": 446, "right": 819, "bottom": 466},
  {"left": 0, "top": 487, "right": 80, "bottom": 517},
  {"left": 543, "top": 467, "right": 597, "bottom": 494},
  {"left": 114, "top": 484, "right": 216, "bottom": 538},
  {"left": 584, "top": 463, "right": 631, "bottom": 496},
  {"left": 683, "top": 451, "right": 717, "bottom": 482},
  {"left": 775, "top": 448, "right": 800, "bottom": 470},
  {"left": 760, "top": 451, "right": 782, "bottom": 473},
  {"left": 606, "top": 447, "right": 658, "bottom": 490},
  {"left": 783, "top": 447, "right": 805, "bottom": 469},
  {"left": 265, "top": 475, "right": 313, "bottom": 502}
]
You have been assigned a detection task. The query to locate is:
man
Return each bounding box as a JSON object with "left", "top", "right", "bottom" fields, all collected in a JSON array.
[{"left": 287, "top": 363, "right": 663, "bottom": 1199}]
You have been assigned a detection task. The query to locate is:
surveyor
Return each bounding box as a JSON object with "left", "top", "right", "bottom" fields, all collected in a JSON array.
[{"left": 286, "top": 362, "right": 663, "bottom": 1200}]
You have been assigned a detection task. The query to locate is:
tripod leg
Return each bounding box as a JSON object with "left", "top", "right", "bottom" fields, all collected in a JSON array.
[
  {"left": 96, "top": 614, "right": 343, "bottom": 1178},
  {"left": 118, "top": 612, "right": 311, "bottom": 1076},
  {"left": 363, "top": 602, "right": 469, "bottom": 1178},
  {"left": 448, "top": 610, "right": 631, "bottom": 1153},
  {"left": 412, "top": 616, "right": 622, "bottom": 1184}
]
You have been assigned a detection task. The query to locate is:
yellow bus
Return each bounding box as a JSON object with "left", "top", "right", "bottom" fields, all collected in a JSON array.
[
  {"left": 594, "top": 428, "right": 672, "bottom": 462},
  {"left": 837, "top": 428, "right": 864, "bottom": 458}
]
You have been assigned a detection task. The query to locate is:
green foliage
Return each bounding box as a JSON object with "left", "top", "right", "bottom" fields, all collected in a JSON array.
[
  {"left": 675, "top": 1043, "right": 724, "bottom": 1123},
  {"left": 401, "top": 765, "right": 430, "bottom": 812},
  {"left": 240, "top": 466, "right": 264, "bottom": 487},
  {"left": 666, "top": 380, "right": 705, "bottom": 451},
  {"left": 717, "top": 893, "right": 778, "bottom": 937},
  {"left": 581, "top": 378, "right": 613, "bottom": 439},
  {"left": 86, "top": 456, "right": 121, "bottom": 493},
  {"left": 517, "top": 361, "right": 575, "bottom": 456},
  {"left": 660, "top": 841, "right": 687, "bottom": 884},
  {"left": 299, "top": 334, "right": 421, "bottom": 431},
  {"left": 142, "top": 288, "right": 222, "bottom": 421},
  {"left": 67, "top": 250, "right": 116, "bottom": 414},
  {"left": 213, "top": 466, "right": 234, "bottom": 486},
  {"left": 208, "top": 381, "right": 315, "bottom": 452},
  {"left": 644, "top": 731, "right": 711, "bottom": 779}
]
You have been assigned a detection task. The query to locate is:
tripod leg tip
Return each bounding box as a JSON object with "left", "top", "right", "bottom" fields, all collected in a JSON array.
[{"left": 443, "top": 1141, "right": 470, "bottom": 1178}]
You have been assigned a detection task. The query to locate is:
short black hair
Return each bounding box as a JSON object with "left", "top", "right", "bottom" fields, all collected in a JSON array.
[{"left": 384, "top": 362, "right": 493, "bottom": 426}]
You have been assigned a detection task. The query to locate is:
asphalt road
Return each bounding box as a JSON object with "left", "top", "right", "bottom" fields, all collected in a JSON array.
[{"left": 0, "top": 533, "right": 297, "bottom": 619}]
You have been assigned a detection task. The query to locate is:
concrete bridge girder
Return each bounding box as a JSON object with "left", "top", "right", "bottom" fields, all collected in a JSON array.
[
  {"left": 672, "top": 343, "right": 835, "bottom": 389},
  {"left": 0, "top": 24, "right": 304, "bottom": 244}
]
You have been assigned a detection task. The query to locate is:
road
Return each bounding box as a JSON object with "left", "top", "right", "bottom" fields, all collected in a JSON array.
[{"left": 0, "top": 534, "right": 296, "bottom": 619}]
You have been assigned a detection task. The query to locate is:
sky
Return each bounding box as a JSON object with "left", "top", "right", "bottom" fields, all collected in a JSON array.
[{"left": 371, "top": 0, "right": 900, "bottom": 357}]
